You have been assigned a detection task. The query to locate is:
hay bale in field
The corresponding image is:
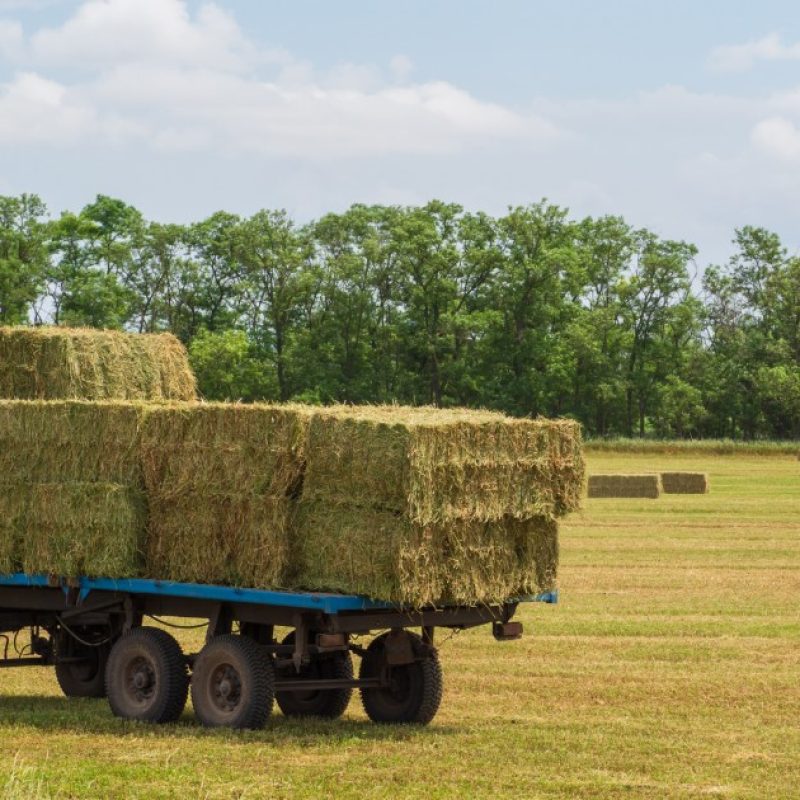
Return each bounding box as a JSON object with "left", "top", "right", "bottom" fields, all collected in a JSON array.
[
  {"left": 1, "top": 483, "right": 146, "bottom": 578},
  {"left": 0, "top": 400, "right": 144, "bottom": 484},
  {"left": 291, "top": 503, "right": 558, "bottom": 605},
  {"left": 0, "top": 326, "right": 196, "bottom": 401},
  {"left": 140, "top": 403, "right": 308, "bottom": 586},
  {"left": 302, "top": 406, "right": 584, "bottom": 523},
  {"left": 660, "top": 472, "right": 709, "bottom": 494},
  {"left": 587, "top": 473, "right": 661, "bottom": 499}
]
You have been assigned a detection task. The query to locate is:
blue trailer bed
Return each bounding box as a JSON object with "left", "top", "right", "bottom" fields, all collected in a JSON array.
[{"left": 0, "top": 572, "right": 558, "bottom": 610}]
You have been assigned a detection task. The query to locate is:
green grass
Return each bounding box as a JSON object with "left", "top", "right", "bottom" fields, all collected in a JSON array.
[
  {"left": 584, "top": 438, "right": 800, "bottom": 455},
  {"left": 1, "top": 452, "right": 799, "bottom": 798}
]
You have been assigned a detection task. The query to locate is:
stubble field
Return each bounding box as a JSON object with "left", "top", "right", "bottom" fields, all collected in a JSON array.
[{"left": 1, "top": 451, "right": 798, "bottom": 799}]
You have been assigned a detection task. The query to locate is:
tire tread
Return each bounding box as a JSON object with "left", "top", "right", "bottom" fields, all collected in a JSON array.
[
  {"left": 105, "top": 627, "right": 189, "bottom": 723},
  {"left": 191, "top": 634, "right": 274, "bottom": 729}
]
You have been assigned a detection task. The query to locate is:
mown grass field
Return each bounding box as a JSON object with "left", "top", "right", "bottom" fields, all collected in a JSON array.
[{"left": 1, "top": 451, "right": 799, "bottom": 799}]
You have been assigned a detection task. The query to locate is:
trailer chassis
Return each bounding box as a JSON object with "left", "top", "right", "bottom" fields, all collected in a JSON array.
[{"left": 0, "top": 574, "right": 555, "bottom": 728}]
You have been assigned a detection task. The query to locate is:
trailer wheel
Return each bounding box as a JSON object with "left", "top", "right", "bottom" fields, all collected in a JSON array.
[
  {"left": 191, "top": 635, "right": 274, "bottom": 729},
  {"left": 359, "top": 632, "right": 443, "bottom": 725},
  {"left": 105, "top": 627, "right": 189, "bottom": 724},
  {"left": 275, "top": 631, "right": 353, "bottom": 719},
  {"left": 55, "top": 629, "right": 112, "bottom": 698}
]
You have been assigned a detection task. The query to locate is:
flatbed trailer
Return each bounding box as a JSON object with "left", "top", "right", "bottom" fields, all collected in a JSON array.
[{"left": 0, "top": 573, "right": 556, "bottom": 728}]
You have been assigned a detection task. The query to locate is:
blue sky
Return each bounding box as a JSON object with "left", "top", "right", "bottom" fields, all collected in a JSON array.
[{"left": 1, "top": 0, "right": 800, "bottom": 264}]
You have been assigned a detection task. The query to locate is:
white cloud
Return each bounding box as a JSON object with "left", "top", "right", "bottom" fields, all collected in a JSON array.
[
  {"left": 0, "top": 71, "right": 97, "bottom": 143},
  {"left": 752, "top": 116, "right": 800, "bottom": 161},
  {"left": 709, "top": 33, "right": 800, "bottom": 72},
  {"left": 0, "top": 0, "right": 554, "bottom": 156},
  {"left": 2, "top": 0, "right": 800, "bottom": 266},
  {"left": 29, "top": 0, "right": 255, "bottom": 71}
]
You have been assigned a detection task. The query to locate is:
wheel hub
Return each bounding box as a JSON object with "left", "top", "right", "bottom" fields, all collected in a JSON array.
[
  {"left": 211, "top": 664, "right": 242, "bottom": 712},
  {"left": 133, "top": 670, "right": 151, "bottom": 690},
  {"left": 125, "top": 657, "right": 156, "bottom": 703}
]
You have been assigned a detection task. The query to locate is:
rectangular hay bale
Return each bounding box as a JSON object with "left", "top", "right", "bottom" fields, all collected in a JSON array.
[
  {"left": 587, "top": 473, "right": 661, "bottom": 499},
  {"left": 0, "top": 326, "right": 196, "bottom": 401},
  {"left": 660, "top": 472, "right": 709, "bottom": 494},
  {"left": 140, "top": 403, "right": 306, "bottom": 497},
  {"left": 11, "top": 483, "right": 146, "bottom": 578},
  {"left": 145, "top": 493, "right": 291, "bottom": 587},
  {"left": 140, "top": 403, "right": 307, "bottom": 586},
  {"left": 290, "top": 502, "right": 558, "bottom": 606},
  {"left": 0, "top": 400, "right": 144, "bottom": 484},
  {"left": 302, "top": 406, "right": 584, "bottom": 523}
]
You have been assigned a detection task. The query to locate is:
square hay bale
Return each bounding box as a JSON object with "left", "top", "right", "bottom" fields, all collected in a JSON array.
[
  {"left": 301, "top": 406, "right": 584, "bottom": 524},
  {"left": 660, "top": 472, "right": 709, "bottom": 494},
  {"left": 145, "top": 493, "right": 291, "bottom": 587},
  {"left": 0, "top": 326, "right": 196, "bottom": 401},
  {"left": 13, "top": 483, "right": 146, "bottom": 578},
  {"left": 290, "top": 502, "right": 558, "bottom": 606},
  {"left": 587, "top": 473, "right": 661, "bottom": 499},
  {"left": 0, "top": 400, "right": 144, "bottom": 484},
  {"left": 140, "top": 403, "right": 308, "bottom": 586},
  {"left": 139, "top": 403, "right": 307, "bottom": 498}
]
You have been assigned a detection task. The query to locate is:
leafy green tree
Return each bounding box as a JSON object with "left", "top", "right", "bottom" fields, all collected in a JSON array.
[
  {"left": 653, "top": 375, "right": 706, "bottom": 437},
  {"left": 479, "top": 202, "right": 576, "bottom": 415},
  {"left": 307, "top": 206, "right": 390, "bottom": 403},
  {"left": 618, "top": 234, "right": 696, "bottom": 436},
  {"left": 125, "top": 222, "right": 186, "bottom": 333},
  {"left": 188, "top": 328, "right": 276, "bottom": 401},
  {"left": 183, "top": 212, "right": 244, "bottom": 337},
  {"left": 0, "top": 194, "right": 49, "bottom": 324},
  {"left": 757, "top": 364, "right": 800, "bottom": 438},
  {"left": 59, "top": 269, "right": 132, "bottom": 329},
  {"left": 81, "top": 195, "right": 144, "bottom": 277},
  {"left": 235, "top": 210, "right": 314, "bottom": 401},
  {"left": 568, "top": 216, "right": 635, "bottom": 434}
]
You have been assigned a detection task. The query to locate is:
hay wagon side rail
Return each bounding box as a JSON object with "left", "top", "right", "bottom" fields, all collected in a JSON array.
[{"left": 0, "top": 573, "right": 556, "bottom": 729}]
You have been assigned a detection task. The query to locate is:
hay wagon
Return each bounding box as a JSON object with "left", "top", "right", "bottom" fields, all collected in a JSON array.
[{"left": 0, "top": 573, "right": 554, "bottom": 728}]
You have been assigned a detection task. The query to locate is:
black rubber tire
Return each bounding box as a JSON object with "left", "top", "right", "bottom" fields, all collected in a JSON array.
[
  {"left": 55, "top": 634, "right": 111, "bottom": 699},
  {"left": 275, "top": 631, "right": 353, "bottom": 719},
  {"left": 191, "top": 635, "right": 274, "bottom": 729},
  {"left": 105, "top": 627, "right": 189, "bottom": 724},
  {"left": 359, "top": 633, "right": 443, "bottom": 725}
]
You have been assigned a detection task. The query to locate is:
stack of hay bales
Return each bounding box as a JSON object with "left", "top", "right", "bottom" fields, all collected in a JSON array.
[
  {"left": 139, "top": 404, "right": 307, "bottom": 588},
  {"left": 292, "top": 407, "right": 584, "bottom": 605},
  {"left": 0, "top": 401, "right": 146, "bottom": 577},
  {"left": 0, "top": 326, "right": 587, "bottom": 606},
  {"left": 587, "top": 474, "right": 661, "bottom": 499},
  {"left": 0, "top": 326, "right": 196, "bottom": 401}
]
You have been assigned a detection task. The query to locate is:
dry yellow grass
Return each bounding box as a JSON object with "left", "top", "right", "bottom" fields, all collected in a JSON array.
[{"left": 0, "top": 451, "right": 798, "bottom": 798}]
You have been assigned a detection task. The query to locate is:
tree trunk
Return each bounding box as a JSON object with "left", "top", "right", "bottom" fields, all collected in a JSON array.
[
  {"left": 625, "top": 387, "right": 634, "bottom": 437},
  {"left": 275, "top": 326, "right": 287, "bottom": 401}
]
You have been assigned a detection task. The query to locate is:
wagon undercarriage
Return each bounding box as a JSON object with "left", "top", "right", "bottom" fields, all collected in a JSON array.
[{"left": 0, "top": 574, "right": 541, "bottom": 728}]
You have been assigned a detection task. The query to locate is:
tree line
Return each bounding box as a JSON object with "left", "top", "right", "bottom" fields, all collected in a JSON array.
[{"left": 1, "top": 193, "right": 798, "bottom": 439}]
